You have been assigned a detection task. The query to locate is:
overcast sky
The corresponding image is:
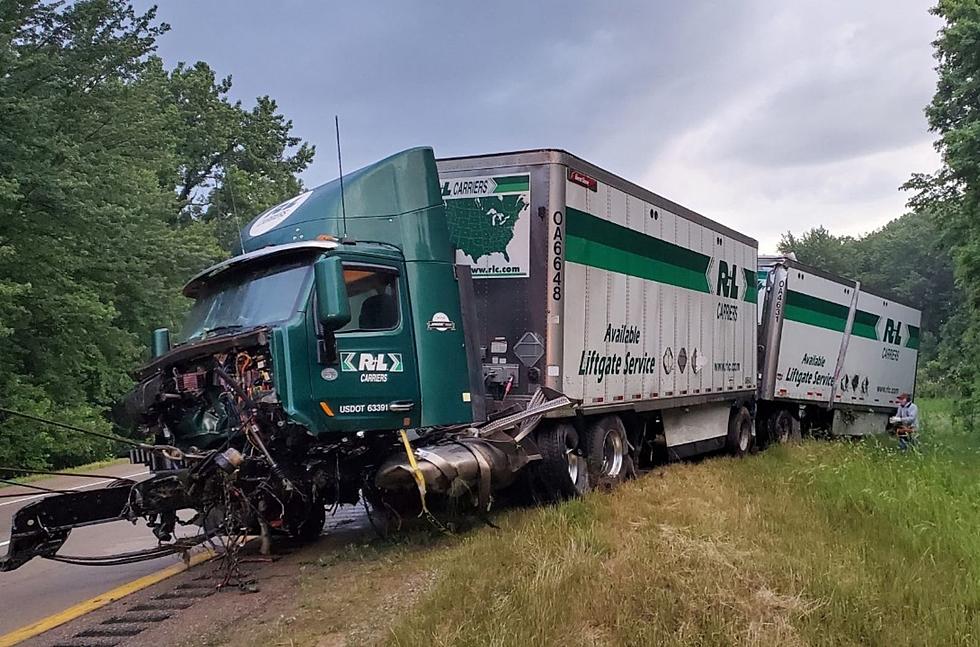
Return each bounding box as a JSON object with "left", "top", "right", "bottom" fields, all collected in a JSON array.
[{"left": 141, "top": 1, "right": 941, "bottom": 252}]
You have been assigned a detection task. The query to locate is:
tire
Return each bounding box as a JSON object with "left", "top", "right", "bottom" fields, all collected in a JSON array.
[
  {"left": 584, "top": 415, "right": 634, "bottom": 488},
  {"left": 770, "top": 409, "right": 802, "bottom": 445},
  {"left": 361, "top": 487, "right": 424, "bottom": 537},
  {"left": 536, "top": 422, "right": 590, "bottom": 500},
  {"left": 296, "top": 499, "right": 326, "bottom": 542},
  {"left": 726, "top": 406, "right": 754, "bottom": 457},
  {"left": 501, "top": 466, "right": 551, "bottom": 506}
]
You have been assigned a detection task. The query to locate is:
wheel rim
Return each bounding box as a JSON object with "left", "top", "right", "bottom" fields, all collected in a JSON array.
[
  {"left": 566, "top": 447, "right": 580, "bottom": 483},
  {"left": 739, "top": 421, "right": 751, "bottom": 451},
  {"left": 601, "top": 429, "right": 625, "bottom": 478},
  {"left": 775, "top": 415, "right": 790, "bottom": 442}
]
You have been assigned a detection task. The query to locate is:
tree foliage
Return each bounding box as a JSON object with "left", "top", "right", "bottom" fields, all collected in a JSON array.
[
  {"left": 0, "top": 1, "right": 313, "bottom": 469},
  {"left": 785, "top": 3, "right": 980, "bottom": 414},
  {"left": 904, "top": 0, "right": 980, "bottom": 419},
  {"left": 168, "top": 62, "right": 314, "bottom": 251}
]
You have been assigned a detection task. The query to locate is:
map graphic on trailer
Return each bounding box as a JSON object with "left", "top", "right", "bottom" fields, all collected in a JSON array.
[{"left": 441, "top": 174, "right": 531, "bottom": 278}]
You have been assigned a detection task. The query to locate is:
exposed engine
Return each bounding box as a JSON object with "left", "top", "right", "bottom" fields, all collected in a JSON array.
[
  {"left": 129, "top": 337, "right": 397, "bottom": 545},
  {"left": 2, "top": 331, "right": 395, "bottom": 571}
]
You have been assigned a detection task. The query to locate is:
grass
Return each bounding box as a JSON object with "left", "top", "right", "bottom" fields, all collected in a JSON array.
[
  {"left": 0, "top": 457, "right": 127, "bottom": 488},
  {"left": 224, "top": 399, "right": 980, "bottom": 646}
]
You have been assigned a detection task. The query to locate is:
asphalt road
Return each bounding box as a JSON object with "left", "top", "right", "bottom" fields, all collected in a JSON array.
[{"left": 0, "top": 462, "right": 195, "bottom": 636}]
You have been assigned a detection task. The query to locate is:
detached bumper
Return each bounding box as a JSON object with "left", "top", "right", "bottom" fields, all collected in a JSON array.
[{"left": 1, "top": 474, "right": 190, "bottom": 572}]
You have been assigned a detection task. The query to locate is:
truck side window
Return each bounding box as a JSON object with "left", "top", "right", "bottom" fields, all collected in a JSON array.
[{"left": 337, "top": 266, "right": 400, "bottom": 332}]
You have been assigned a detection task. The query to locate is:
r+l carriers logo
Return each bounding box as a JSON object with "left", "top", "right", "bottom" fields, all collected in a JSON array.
[
  {"left": 882, "top": 318, "right": 903, "bottom": 346},
  {"left": 714, "top": 260, "right": 749, "bottom": 321},
  {"left": 716, "top": 261, "right": 740, "bottom": 300},
  {"left": 340, "top": 352, "right": 403, "bottom": 383}
]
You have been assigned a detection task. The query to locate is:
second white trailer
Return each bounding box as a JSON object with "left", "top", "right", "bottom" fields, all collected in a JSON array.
[{"left": 757, "top": 256, "right": 921, "bottom": 438}]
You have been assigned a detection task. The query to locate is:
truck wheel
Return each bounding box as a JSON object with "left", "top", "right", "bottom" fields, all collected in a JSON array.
[
  {"left": 726, "top": 406, "right": 754, "bottom": 457},
  {"left": 771, "top": 409, "right": 802, "bottom": 444},
  {"left": 536, "top": 422, "right": 590, "bottom": 500},
  {"left": 585, "top": 415, "right": 634, "bottom": 488},
  {"left": 296, "top": 499, "right": 326, "bottom": 542},
  {"left": 361, "top": 487, "right": 422, "bottom": 537}
]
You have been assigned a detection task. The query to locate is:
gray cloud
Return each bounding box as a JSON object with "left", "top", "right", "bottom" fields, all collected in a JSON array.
[
  {"left": 139, "top": 0, "right": 941, "bottom": 250},
  {"left": 708, "top": 5, "right": 938, "bottom": 169}
]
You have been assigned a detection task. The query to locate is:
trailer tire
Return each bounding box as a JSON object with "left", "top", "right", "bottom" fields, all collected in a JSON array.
[
  {"left": 536, "top": 422, "right": 589, "bottom": 500},
  {"left": 771, "top": 409, "right": 802, "bottom": 444},
  {"left": 726, "top": 406, "right": 754, "bottom": 457},
  {"left": 585, "top": 415, "right": 634, "bottom": 488}
]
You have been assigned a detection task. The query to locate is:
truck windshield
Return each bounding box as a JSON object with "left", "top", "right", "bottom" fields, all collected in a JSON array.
[{"left": 178, "top": 262, "right": 312, "bottom": 343}]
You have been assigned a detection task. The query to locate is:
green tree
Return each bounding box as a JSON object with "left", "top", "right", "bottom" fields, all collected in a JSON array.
[
  {"left": 905, "top": 0, "right": 980, "bottom": 417},
  {"left": 0, "top": 0, "right": 177, "bottom": 466},
  {"left": 167, "top": 63, "right": 315, "bottom": 252},
  {"left": 778, "top": 227, "right": 857, "bottom": 274},
  {"left": 0, "top": 1, "right": 314, "bottom": 468}
]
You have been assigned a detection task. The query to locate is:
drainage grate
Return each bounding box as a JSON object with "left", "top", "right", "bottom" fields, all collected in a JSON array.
[
  {"left": 76, "top": 625, "right": 145, "bottom": 638},
  {"left": 103, "top": 612, "right": 171, "bottom": 624},
  {"left": 155, "top": 589, "right": 213, "bottom": 600}
]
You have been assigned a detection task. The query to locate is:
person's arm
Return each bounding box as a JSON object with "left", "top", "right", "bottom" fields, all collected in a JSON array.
[{"left": 899, "top": 403, "right": 918, "bottom": 425}]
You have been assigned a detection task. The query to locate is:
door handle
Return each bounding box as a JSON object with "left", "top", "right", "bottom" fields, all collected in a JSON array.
[{"left": 388, "top": 400, "right": 415, "bottom": 412}]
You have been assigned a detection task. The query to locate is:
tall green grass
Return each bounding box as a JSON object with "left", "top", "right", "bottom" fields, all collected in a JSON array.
[
  {"left": 384, "top": 399, "right": 980, "bottom": 646},
  {"left": 220, "top": 400, "right": 980, "bottom": 646},
  {"left": 725, "top": 399, "right": 980, "bottom": 645}
]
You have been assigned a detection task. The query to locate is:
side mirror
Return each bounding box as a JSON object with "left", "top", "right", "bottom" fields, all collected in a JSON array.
[{"left": 314, "top": 255, "right": 351, "bottom": 331}]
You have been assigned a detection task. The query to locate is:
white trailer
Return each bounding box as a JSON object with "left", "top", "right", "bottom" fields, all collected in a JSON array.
[
  {"left": 756, "top": 256, "right": 921, "bottom": 439},
  {"left": 436, "top": 149, "right": 758, "bottom": 477}
]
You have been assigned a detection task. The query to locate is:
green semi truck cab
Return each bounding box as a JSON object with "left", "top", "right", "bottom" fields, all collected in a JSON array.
[{"left": 174, "top": 147, "right": 481, "bottom": 441}]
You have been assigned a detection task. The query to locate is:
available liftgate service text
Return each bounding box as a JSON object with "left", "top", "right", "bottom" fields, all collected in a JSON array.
[{"left": 578, "top": 324, "right": 657, "bottom": 384}]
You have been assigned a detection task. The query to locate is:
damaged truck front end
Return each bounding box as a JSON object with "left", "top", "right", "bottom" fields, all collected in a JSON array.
[
  {"left": 2, "top": 147, "right": 536, "bottom": 572},
  {"left": 2, "top": 243, "right": 374, "bottom": 570}
]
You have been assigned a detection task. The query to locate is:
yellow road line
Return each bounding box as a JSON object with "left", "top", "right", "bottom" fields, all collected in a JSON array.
[{"left": 0, "top": 549, "right": 215, "bottom": 647}]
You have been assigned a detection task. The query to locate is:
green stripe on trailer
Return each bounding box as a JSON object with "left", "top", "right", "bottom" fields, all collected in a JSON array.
[
  {"left": 565, "top": 237, "right": 714, "bottom": 293},
  {"left": 743, "top": 267, "right": 759, "bottom": 303},
  {"left": 852, "top": 309, "right": 879, "bottom": 341},
  {"left": 784, "top": 290, "right": 879, "bottom": 339},
  {"left": 906, "top": 325, "right": 920, "bottom": 349},
  {"left": 565, "top": 207, "right": 712, "bottom": 292},
  {"left": 492, "top": 175, "right": 530, "bottom": 193}
]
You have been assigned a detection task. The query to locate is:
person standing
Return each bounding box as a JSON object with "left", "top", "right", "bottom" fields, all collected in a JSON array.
[{"left": 890, "top": 393, "right": 919, "bottom": 451}]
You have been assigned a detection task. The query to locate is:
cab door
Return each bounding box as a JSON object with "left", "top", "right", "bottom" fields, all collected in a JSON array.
[{"left": 309, "top": 260, "right": 420, "bottom": 432}]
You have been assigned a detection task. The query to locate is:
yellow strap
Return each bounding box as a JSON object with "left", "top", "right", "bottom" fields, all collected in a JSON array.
[
  {"left": 398, "top": 430, "right": 452, "bottom": 535},
  {"left": 399, "top": 429, "right": 427, "bottom": 498}
]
